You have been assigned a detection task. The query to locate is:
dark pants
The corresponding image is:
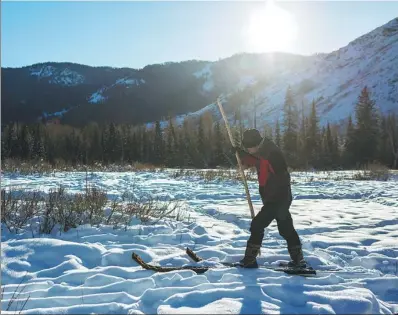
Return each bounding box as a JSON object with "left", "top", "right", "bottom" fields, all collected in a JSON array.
[{"left": 248, "top": 200, "right": 301, "bottom": 248}]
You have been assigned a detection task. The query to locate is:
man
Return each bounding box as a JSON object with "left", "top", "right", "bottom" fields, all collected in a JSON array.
[{"left": 234, "top": 128, "right": 307, "bottom": 268}]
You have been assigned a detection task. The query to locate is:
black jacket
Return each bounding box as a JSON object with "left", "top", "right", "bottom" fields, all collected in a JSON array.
[{"left": 240, "top": 137, "right": 292, "bottom": 204}]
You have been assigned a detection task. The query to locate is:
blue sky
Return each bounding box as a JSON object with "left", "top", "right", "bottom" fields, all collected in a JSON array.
[{"left": 2, "top": 1, "right": 398, "bottom": 69}]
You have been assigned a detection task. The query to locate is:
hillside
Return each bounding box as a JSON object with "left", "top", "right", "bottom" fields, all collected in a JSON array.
[
  {"left": 158, "top": 16, "right": 398, "bottom": 130},
  {"left": 1, "top": 17, "right": 397, "bottom": 128}
]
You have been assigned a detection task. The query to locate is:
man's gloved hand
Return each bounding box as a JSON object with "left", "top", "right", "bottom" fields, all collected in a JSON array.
[{"left": 231, "top": 145, "right": 246, "bottom": 155}]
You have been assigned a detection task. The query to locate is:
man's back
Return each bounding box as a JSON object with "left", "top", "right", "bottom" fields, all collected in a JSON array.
[
  {"left": 257, "top": 137, "right": 289, "bottom": 176},
  {"left": 255, "top": 137, "right": 291, "bottom": 203}
]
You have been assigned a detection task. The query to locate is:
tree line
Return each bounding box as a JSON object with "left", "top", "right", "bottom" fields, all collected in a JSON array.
[{"left": 2, "top": 86, "right": 398, "bottom": 170}]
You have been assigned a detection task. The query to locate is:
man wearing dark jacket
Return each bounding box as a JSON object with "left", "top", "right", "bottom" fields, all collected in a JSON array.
[{"left": 234, "top": 128, "right": 307, "bottom": 268}]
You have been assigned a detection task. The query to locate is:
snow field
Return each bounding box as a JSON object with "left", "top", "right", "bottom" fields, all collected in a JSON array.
[{"left": 1, "top": 170, "right": 398, "bottom": 314}]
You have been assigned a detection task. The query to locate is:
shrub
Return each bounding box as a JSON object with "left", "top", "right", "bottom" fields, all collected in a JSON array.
[
  {"left": 352, "top": 162, "right": 391, "bottom": 181},
  {"left": 1, "top": 189, "right": 41, "bottom": 234},
  {"left": 2, "top": 185, "right": 187, "bottom": 236}
]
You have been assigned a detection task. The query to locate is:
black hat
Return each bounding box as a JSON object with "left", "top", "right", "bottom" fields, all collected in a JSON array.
[{"left": 242, "top": 129, "right": 263, "bottom": 148}]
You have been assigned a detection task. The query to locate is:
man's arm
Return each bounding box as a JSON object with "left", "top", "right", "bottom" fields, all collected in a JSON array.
[{"left": 233, "top": 146, "right": 258, "bottom": 169}]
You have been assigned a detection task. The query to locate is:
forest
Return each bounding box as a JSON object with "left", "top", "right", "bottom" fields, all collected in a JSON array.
[{"left": 2, "top": 86, "right": 398, "bottom": 170}]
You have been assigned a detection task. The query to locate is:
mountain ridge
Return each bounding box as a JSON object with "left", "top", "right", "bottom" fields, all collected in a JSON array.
[{"left": 2, "top": 17, "right": 397, "bottom": 129}]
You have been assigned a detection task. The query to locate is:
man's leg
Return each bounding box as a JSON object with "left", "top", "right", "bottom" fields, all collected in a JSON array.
[
  {"left": 248, "top": 204, "right": 277, "bottom": 245},
  {"left": 240, "top": 203, "right": 278, "bottom": 267},
  {"left": 276, "top": 203, "right": 306, "bottom": 267}
]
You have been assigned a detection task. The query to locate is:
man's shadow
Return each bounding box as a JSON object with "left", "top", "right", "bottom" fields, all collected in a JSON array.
[
  {"left": 237, "top": 272, "right": 311, "bottom": 314},
  {"left": 239, "top": 285, "right": 264, "bottom": 314}
]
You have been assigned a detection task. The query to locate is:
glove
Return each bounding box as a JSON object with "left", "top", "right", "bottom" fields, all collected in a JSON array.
[{"left": 231, "top": 145, "right": 245, "bottom": 155}]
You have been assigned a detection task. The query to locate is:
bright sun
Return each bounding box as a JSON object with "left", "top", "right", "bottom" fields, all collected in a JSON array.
[{"left": 246, "top": 0, "right": 298, "bottom": 53}]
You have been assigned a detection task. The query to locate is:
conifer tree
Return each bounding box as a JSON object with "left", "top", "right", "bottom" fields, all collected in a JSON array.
[
  {"left": 342, "top": 115, "right": 357, "bottom": 168},
  {"left": 282, "top": 86, "right": 299, "bottom": 167},
  {"left": 32, "top": 123, "right": 46, "bottom": 160},
  {"left": 386, "top": 113, "right": 398, "bottom": 168},
  {"left": 165, "top": 118, "right": 177, "bottom": 167},
  {"left": 213, "top": 121, "right": 225, "bottom": 166},
  {"left": 306, "top": 100, "right": 321, "bottom": 168},
  {"left": 20, "top": 124, "right": 33, "bottom": 160},
  {"left": 197, "top": 115, "right": 207, "bottom": 167},
  {"left": 354, "top": 86, "right": 380, "bottom": 166},
  {"left": 297, "top": 102, "right": 308, "bottom": 168},
  {"left": 274, "top": 120, "right": 281, "bottom": 148},
  {"left": 378, "top": 115, "right": 390, "bottom": 166},
  {"left": 154, "top": 121, "right": 164, "bottom": 164}
]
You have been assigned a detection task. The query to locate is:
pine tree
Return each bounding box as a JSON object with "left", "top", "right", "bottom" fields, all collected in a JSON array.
[
  {"left": 3, "top": 123, "right": 19, "bottom": 158},
  {"left": 378, "top": 115, "right": 390, "bottom": 166},
  {"left": 322, "top": 123, "right": 334, "bottom": 169},
  {"left": 182, "top": 120, "right": 194, "bottom": 167},
  {"left": 386, "top": 113, "right": 398, "bottom": 168},
  {"left": 104, "top": 124, "right": 116, "bottom": 163},
  {"left": 274, "top": 120, "right": 281, "bottom": 148},
  {"left": 342, "top": 115, "right": 357, "bottom": 168},
  {"left": 154, "top": 121, "right": 164, "bottom": 165},
  {"left": 141, "top": 127, "right": 149, "bottom": 163},
  {"left": 110, "top": 123, "right": 122, "bottom": 163},
  {"left": 101, "top": 127, "right": 107, "bottom": 163},
  {"left": 331, "top": 127, "right": 340, "bottom": 168},
  {"left": 20, "top": 124, "right": 33, "bottom": 160},
  {"left": 354, "top": 86, "right": 380, "bottom": 166},
  {"left": 165, "top": 118, "right": 177, "bottom": 167},
  {"left": 130, "top": 131, "right": 139, "bottom": 162},
  {"left": 213, "top": 121, "right": 225, "bottom": 167},
  {"left": 306, "top": 100, "right": 321, "bottom": 168},
  {"left": 1, "top": 125, "right": 9, "bottom": 160},
  {"left": 44, "top": 126, "right": 56, "bottom": 165},
  {"left": 297, "top": 102, "right": 308, "bottom": 168},
  {"left": 282, "top": 86, "right": 299, "bottom": 167},
  {"left": 91, "top": 123, "right": 102, "bottom": 163},
  {"left": 32, "top": 123, "right": 46, "bottom": 160},
  {"left": 197, "top": 115, "right": 207, "bottom": 167},
  {"left": 119, "top": 125, "right": 129, "bottom": 165}
]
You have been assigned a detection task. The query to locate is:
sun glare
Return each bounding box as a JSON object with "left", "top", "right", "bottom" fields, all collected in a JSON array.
[{"left": 246, "top": 0, "right": 298, "bottom": 53}]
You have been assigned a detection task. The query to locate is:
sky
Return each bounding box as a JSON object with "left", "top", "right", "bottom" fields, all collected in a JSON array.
[{"left": 2, "top": 1, "right": 398, "bottom": 69}]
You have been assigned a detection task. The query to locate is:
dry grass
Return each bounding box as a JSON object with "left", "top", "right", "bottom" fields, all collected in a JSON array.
[
  {"left": 352, "top": 162, "right": 391, "bottom": 181},
  {"left": 1, "top": 185, "right": 187, "bottom": 236},
  {"left": 171, "top": 168, "right": 257, "bottom": 182},
  {"left": 1, "top": 275, "right": 30, "bottom": 314},
  {"left": 171, "top": 165, "right": 392, "bottom": 184},
  {"left": 1, "top": 158, "right": 163, "bottom": 174}
]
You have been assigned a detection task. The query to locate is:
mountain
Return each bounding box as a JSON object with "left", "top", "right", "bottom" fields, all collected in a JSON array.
[
  {"left": 153, "top": 16, "right": 398, "bottom": 130},
  {"left": 2, "top": 17, "right": 398, "bottom": 129},
  {"left": 1, "top": 60, "right": 219, "bottom": 126}
]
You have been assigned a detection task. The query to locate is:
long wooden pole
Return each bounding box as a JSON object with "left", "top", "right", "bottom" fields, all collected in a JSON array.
[{"left": 216, "top": 98, "right": 256, "bottom": 220}]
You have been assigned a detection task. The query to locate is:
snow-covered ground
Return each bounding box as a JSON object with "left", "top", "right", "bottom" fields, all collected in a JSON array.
[{"left": 1, "top": 170, "right": 398, "bottom": 314}]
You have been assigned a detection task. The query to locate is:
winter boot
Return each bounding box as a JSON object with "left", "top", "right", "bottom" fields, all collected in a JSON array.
[
  {"left": 287, "top": 245, "right": 307, "bottom": 268},
  {"left": 238, "top": 242, "right": 261, "bottom": 268}
]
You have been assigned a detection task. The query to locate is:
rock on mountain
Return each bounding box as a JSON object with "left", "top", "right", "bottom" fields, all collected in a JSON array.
[{"left": 1, "top": 17, "right": 397, "bottom": 129}]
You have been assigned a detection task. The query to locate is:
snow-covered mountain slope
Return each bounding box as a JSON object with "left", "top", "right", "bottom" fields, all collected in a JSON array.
[
  {"left": 88, "top": 77, "right": 146, "bottom": 104},
  {"left": 2, "top": 18, "right": 397, "bottom": 127},
  {"left": 145, "top": 98, "right": 224, "bottom": 129},
  {"left": 256, "top": 16, "right": 398, "bottom": 126},
  {"left": 1, "top": 170, "right": 398, "bottom": 314},
  {"left": 30, "top": 64, "right": 85, "bottom": 86},
  {"left": 171, "top": 17, "right": 398, "bottom": 129}
]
